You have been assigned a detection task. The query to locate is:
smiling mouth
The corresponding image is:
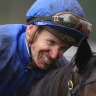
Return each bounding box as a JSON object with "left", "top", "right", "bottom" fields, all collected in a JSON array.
[
  {"left": 38, "top": 51, "right": 54, "bottom": 65},
  {"left": 42, "top": 54, "right": 52, "bottom": 64}
]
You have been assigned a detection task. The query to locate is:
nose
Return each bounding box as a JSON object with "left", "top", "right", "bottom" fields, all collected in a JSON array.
[{"left": 49, "top": 49, "right": 59, "bottom": 59}]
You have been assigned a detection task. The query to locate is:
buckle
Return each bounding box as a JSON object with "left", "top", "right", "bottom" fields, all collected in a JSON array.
[{"left": 68, "top": 80, "right": 74, "bottom": 90}]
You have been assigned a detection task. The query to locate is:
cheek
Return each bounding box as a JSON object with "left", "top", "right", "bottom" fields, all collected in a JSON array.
[
  {"left": 31, "top": 44, "right": 39, "bottom": 62},
  {"left": 34, "top": 41, "right": 50, "bottom": 51}
]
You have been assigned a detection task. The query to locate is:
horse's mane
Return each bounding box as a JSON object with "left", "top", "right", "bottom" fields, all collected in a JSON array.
[{"left": 29, "top": 60, "right": 75, "bottom": 96}]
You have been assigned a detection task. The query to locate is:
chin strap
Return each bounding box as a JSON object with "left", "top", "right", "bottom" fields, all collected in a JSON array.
[
  {"left": 26, "top": 25, "right": 39, "bottom": 66},
  {"left": 26, "top": 25, "right": 39, "bottom": 44}
]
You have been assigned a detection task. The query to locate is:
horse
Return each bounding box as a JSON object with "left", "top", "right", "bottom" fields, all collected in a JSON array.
[{"left": 29, "top": 38, "right": 96, "bottom": 96}]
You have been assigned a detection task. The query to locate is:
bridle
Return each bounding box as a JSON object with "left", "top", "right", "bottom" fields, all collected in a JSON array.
[
  {"left": 68, "top": 56, "right": 96, "bottom": 96},
  {"left": 68, "top": 75, "right": 96, "bottom": 96}
]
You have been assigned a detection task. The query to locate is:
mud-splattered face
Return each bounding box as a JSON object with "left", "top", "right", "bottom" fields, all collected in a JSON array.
[{"left": 31, "top": 29, "right": 70, "bottom": 69}]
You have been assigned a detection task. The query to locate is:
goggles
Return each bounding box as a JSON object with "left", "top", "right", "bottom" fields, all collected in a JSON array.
[{"left": 27, "top": 12, "right": 92, "bottom": 38}]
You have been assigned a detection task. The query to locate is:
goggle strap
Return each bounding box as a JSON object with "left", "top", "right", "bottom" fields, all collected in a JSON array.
[
  {"left": 74, "top": 23, "right": 88, "bottom": 38},
  {"left": 27, "top": 16, "right": 53, "bottom": 25}
]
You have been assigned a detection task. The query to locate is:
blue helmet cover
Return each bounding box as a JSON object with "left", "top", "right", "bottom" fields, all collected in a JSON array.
[{"left": 26, "top": 0, "right": 86, "bottom": 41}]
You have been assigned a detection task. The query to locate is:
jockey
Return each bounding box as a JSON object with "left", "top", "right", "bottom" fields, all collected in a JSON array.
[{"left": 0, "top": 0, "right": 92, "bottom": 95}]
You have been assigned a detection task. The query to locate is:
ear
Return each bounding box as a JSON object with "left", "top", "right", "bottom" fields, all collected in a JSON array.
[
  {"left": 26, "top": 24, "right": 39, "bottom": 45},
  {"left": 75, "top": 38, "right": 92, "bottom": 73}
]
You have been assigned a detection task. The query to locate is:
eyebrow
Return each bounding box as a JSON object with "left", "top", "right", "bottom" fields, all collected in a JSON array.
[{"left": 46, "top": 39, "right": 56, "bottom": 43}]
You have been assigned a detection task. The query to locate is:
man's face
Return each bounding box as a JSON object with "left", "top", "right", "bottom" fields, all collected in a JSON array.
[{"left": 31, "top": 29, "right": 70, "bottom": 69}]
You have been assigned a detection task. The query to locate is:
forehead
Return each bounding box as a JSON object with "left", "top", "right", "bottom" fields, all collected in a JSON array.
[
  {"left": 38, "top": 28, "right": 70, "bottom": 46},
  {"left": 38, "top": 28, "right": 60, "bottom": 40}
]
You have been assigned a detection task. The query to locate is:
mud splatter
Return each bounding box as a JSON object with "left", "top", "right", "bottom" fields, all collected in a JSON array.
[{"left": 50, "top": 4, "right": 53, "bottom": 8}]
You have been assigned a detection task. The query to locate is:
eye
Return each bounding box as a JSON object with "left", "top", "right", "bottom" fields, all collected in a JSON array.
[{"left": 47, "top": 40, "right": 55, "bottom": 46}]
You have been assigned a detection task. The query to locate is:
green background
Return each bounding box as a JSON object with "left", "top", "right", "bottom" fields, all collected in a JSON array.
[{"left": 0, "top": 0, "right": 96, "bottom": 42}]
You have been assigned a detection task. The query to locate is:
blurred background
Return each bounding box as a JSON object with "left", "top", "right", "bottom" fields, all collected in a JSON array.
[{"left": 0, "top": 0, "right": 96, "bottom": 60}]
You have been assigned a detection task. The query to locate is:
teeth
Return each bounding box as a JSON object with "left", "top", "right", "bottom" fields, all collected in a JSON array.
[
  {"left": 43, "top": 55, "right": 48, "bottom": 61},
  {"left": 43, "top": 55, "right": 50, "bottom": 62}
]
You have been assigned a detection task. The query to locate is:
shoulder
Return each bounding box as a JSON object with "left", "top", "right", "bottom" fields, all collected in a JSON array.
[
  {"left": 0, "top": 24, "right": 27, "bottom": 70},
  {"left": 0, "top": 24, "right": 27, "bottom": 57},
  {"left": 0, "top": 24, "right": 27, "bottom": 34},
  {"left": 0, "top": 24, "right": 27, "bottom": 30},
  {"left": 0, "top": 24, "right": 27, "bottom": 47},
  {"left": 0, "top": 24, "right": 27, "bottom": 39}
]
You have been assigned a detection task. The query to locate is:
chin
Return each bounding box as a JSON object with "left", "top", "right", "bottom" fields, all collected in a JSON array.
[{"left": 38, "top": 64, "right": 50, "bottom": 70}]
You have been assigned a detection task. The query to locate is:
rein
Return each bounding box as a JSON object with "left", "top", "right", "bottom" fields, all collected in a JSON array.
[{"left": 68, "top": 56, "right": 96, "bottom": 96}]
